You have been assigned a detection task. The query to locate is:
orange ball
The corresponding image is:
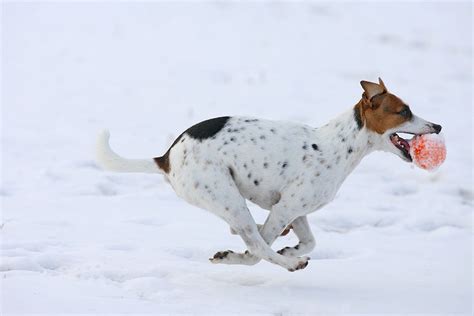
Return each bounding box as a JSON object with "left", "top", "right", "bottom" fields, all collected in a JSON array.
[{"left": 409, "top": 134, "right": 446, "bottom": 171}]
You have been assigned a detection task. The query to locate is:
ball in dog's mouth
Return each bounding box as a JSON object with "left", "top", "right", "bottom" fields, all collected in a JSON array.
[{"left": 409, "top": 133, "right": 447, "bottom": 171}]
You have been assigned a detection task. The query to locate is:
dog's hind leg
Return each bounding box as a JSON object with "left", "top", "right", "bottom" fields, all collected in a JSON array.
[
  {"left": 212, "top": 203, "right": 310, "bottom": 271},
  {"left": 229, "top": 224, "right": 292, "bottom": 236},
  {"left": 217, "top": 221, "right": 309, "bottom": 271},
  {"left": 210, "top": 206, "right": 309, "bottom": 271},
  {"left": 226, "top": 216, "right": 313, "bottom": 259},
  {"left": 196, "top": 175, "right": 308, "bottom": 271},
  {"left": 277, "top": 216, "right": 316, "bottom": 257}
]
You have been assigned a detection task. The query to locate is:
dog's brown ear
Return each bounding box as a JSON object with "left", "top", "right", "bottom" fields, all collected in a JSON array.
[
  {"left": 360, "top": 79, "right": 386, "bottom": 100},
  {"left": 378, "top": 77, "right": 388, "bottom": 92}
]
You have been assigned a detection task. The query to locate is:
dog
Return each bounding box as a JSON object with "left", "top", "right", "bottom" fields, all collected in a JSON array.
[{"left": 96, "top": 78, "right": 442, "bottom": 272}]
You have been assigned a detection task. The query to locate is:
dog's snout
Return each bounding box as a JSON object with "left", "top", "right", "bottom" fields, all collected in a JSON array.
[{"left": 432, "top": 123, "right": 442, "bottom": 134}]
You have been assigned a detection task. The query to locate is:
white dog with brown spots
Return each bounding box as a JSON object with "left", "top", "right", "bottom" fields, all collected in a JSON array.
[{"left": 96, "top": 78, "right": 442, "bottom": 272}]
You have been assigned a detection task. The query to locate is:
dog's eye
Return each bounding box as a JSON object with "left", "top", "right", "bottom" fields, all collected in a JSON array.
[{"left": 399, "top": 107, "right": 411, "bottom": 118}]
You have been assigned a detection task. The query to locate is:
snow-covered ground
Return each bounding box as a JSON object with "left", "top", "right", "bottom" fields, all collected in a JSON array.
[{"left": 1, "top": 2, "right": 472, "bottom": 314}]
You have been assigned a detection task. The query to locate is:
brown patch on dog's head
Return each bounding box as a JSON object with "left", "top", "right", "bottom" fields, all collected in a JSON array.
[{"left": 357, "top": 78, "right": 412, "bottom": 134}]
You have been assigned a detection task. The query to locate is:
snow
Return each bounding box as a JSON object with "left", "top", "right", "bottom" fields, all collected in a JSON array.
[{"left": 1, "top": 2, "right": 472, "bottom": 314}]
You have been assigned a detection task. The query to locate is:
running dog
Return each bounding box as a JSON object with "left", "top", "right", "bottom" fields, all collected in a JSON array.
[{"left": 96, "top": 78, "right": 441, "bottom": 272}]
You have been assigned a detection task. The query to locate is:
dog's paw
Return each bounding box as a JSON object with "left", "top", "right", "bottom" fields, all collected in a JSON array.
[
  {"left": 277, "top": 246, "right": 292, "bottom": 255},
  {"left": 277, "top": 243, "right": 301, "bottom": 257},
  {"left": 209, "top": 250, "right": 260, "bottom": 265},
  {"left": 287, "top": 257, "right": 310, "bottom": 272},
  {"left": 209, "top": 250, "right": 234, "bottom": 262}
]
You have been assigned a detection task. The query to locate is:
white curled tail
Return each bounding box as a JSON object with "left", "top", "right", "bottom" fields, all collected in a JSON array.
[{"left": 96, "top": 130, "right": 162, "bottom": 174}]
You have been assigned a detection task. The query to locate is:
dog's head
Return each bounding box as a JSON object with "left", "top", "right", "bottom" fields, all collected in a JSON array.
[{"left": 357, "top": 78, "right": 442, "bottom": 162}]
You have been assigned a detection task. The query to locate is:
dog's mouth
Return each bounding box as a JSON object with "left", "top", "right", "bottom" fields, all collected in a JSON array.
[{"left": 390, "top": 133, "right": 413, "bottom": 162}]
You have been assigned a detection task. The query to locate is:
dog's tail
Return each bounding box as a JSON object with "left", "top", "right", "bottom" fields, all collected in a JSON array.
[{"left": 96, "top": 130, "right": 163, "bottom": 174}]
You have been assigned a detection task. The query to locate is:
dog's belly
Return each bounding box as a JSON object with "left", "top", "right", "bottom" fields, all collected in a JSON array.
[{"left": 235, "top": 182, "right": 282, "bottom": 210}]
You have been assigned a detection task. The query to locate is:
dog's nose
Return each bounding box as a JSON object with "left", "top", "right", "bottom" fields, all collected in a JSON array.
[{"left": 432, "top": 123, "right": 442, "bottom": 134}]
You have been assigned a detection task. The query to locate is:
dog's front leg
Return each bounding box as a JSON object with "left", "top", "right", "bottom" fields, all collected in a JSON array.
[
  {"left": 277, "top": 216, "right": 316, "bottom": 257},
  {"left": 230, "top": 217, "right": 314, "bottom": 257},
  {"left": 212, "top": 204, "right": 310, "bottom": 271}
]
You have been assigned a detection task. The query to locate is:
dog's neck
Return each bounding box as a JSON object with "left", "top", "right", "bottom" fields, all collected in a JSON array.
[{"left": 316, "top": 102, "right": 381, "bottom": 181}]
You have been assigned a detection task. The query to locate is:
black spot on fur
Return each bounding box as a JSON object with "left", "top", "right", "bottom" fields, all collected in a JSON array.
[
  {"left": 230, "top": 137, "right": 236, "bottom": 142},
  {"left": 228, "top": 167, "right": 235, "bottom": 180},
  {"left": 254, "top": 180, "right": 259, "bottom": 186},
  {"left": 312, "top": 144, "right": 318, "bottom": 151},
  {"left": 186, "top": 116, "right": 231, "bottom": 140},
  {"left": 302, "top": 145, "right": 308, "bottom": 150},
  {"left": 263, "top": 162, "right": 268, "bottom": 168},
  {"left": 244, "top": 119, "right": 259, "bottom": 123},
  {"left": 248, "top": 173, "right": 252, "bottom": 178},
  {"left": 260, "top": 135, "right": 266, "bottom": 140},
  {"left": 282, "top": 162, "right": 288, "bottom": 168},
  {"left": 348, "top": 147, "right": 353, "bottom": 154},
  {"left": 354, "top": 106, "right": 363, "bottom": 130}
]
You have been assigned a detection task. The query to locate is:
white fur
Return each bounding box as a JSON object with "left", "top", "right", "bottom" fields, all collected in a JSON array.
[{"left": 96, "top": 130, "right": 160, "bottom": 174}]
